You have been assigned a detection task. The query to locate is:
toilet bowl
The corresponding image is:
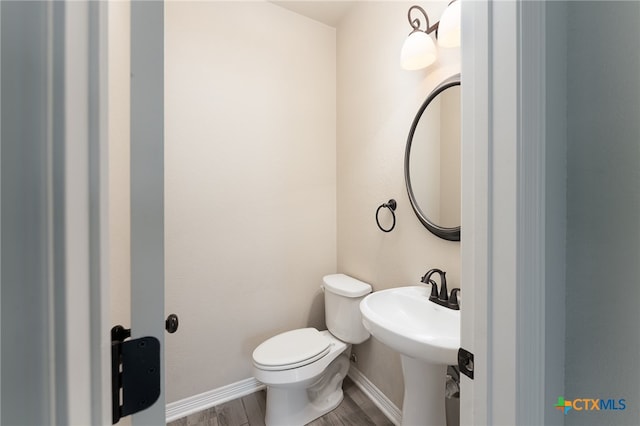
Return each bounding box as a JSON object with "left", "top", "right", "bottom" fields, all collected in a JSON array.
[{"left": 252, "top": 274, "right": 372, "bottom": 426}]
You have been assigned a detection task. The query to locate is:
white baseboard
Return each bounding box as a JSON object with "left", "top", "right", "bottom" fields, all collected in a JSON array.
[
  {"left": 165, "top": 377, "right": 265, "bottom": 422},
  {"left": 165, "top": 369, "right": 401, "bottom": 425},
  {"left": 348, "top": 366, "right": 402, "bottom": 426}
]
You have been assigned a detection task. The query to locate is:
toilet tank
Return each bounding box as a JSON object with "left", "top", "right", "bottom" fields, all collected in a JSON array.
[{"left": 322, "top": 274, "right": 372, "bottom": 344}]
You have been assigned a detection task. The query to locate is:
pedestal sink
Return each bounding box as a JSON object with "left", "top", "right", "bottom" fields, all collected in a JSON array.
[{"left": 359, "top": 285, "right": 460, "bottom": 426}]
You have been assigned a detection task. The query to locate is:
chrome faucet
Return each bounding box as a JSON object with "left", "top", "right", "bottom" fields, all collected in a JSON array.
[{"left": 420, "top": 268, "right": 460, "bottom": 310}]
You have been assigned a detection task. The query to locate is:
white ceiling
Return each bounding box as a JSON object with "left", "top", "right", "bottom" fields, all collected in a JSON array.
[{"left": 271, "top": 1, "right": 356, "bottom": 28}]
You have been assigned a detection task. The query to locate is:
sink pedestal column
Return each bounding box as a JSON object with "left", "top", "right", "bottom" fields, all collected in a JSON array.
[{"left": 400, "top": 355, "right": 447, "bottom": 426}]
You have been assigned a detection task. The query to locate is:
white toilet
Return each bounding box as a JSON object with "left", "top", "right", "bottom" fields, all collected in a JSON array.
[{"left": 252, "top": 274, "right": 372, "bottom": 426}]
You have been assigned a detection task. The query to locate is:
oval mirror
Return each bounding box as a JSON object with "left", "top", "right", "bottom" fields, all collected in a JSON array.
[{"left": 405, "top": 74, "right": 461, "bottom": 241}]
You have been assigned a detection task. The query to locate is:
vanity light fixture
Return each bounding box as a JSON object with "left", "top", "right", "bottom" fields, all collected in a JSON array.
[
  {"left": 400, "top": 1, "right": 461, "bottom": 71},
  {"left": 437, "top": 0, "right": 461, "bottom": 48}
]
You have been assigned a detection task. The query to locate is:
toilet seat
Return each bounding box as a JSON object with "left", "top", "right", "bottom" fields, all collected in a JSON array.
[{"left": 253, "top": 328, "right": 331, "bottom": 371}]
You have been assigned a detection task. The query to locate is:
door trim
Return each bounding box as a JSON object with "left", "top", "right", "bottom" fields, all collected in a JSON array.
[
  {"left": 88, "top": 1, "right": 112, "bottom": 424},
  {"left": 1, "top": 1, "right": 110, "bottom": 423},
  {"left": 67, "top": 1, "right": 111, "bottom": 424},
  {"left": 460, "top": 1, "right": 550, "bottom": 424},
  {"left": 460, "top": 0, "right": 491, "bottom": 423}
]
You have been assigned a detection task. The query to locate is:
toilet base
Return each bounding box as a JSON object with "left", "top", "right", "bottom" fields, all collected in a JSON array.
[{"left": 264, "top": 353, "right": 350, "bottom": 426}]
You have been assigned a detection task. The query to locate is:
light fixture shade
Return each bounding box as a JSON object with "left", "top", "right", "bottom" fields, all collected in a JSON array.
[
  {"left": 401, "top": 31, "right": 436, "bottom": 70},
  {"left": 437, "top": 1, "right": 461, "bottom": 48}
]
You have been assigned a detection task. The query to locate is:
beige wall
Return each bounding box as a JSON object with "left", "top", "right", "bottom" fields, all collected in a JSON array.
[
  {"left": 336, "top": 1, "right": 461, "bottom": 408},
  {"left": 164, "top": 1, "right": 337, "bottom": 403}
]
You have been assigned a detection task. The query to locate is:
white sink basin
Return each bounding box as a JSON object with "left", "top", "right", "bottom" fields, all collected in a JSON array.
[
  {"left": 359, "top": 285, "right": 460, "bottom": 365},
  {"left": 360, "top": 285, "right": 461, "bottom": 426}
]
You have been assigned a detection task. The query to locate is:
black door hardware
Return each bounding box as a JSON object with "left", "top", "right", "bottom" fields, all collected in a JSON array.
[
  {"left": 458, "top": 347, "right": 474, "bottom": 380},
  {"left": 111, "top": 326, "right": 161, "bottom": 424},
  {"left": 166, "top": 313, "right": 179, "bottom": 333}
]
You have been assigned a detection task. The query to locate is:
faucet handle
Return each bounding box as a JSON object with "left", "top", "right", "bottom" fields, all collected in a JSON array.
[
  {"left": 427, "top": 279, "right": 439, "bottom": 300},
  {"left": 420, "top": 272, "right": 440, "bottom": 300},
  {"left": 448, "top": 288, "right": 460, "bottom": 310}
]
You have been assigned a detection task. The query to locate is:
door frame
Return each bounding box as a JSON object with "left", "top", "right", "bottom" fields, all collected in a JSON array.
[
  {"left": 65, "top": 0, "right": 166, "bottom": 423},
  {"left": 1, "top": 1, "right": 110, "bottom": 424},
  {"left": 460, "top": 0, "right": 554, "bottom": 424},
  {"left": 62, "top": 1, "right": 166, "bottom": 423},
  {"left": 65, "top": 1, "right": 112, "bottom": 424}
]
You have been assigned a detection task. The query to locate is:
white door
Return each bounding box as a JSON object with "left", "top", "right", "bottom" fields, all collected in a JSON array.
[
  {"left": 460, "top": 1, "right": 552, "bottom": 424},
  {"left": 129, "top": 1, "right": 166, "bottom": 425}
]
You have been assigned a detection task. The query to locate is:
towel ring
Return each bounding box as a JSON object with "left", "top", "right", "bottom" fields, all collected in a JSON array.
[{"left": 376, "top": 199, "right": 397, "bottom": 233}]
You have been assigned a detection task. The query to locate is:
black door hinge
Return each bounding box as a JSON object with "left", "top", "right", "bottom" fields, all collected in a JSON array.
[
  {"left": 458, "top": 347, "right": 474, "bottom": 380},
  {"left": 111, "top": 325, "right": 161, "bottom": 424}
]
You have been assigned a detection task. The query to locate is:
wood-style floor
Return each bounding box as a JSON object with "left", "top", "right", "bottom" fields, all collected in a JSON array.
[{"left": 167, "top": 377, "right": 394, "bottom": 426}]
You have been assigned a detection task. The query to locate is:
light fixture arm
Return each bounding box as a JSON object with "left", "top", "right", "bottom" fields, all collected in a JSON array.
[{"left": 407, "top": 5, "right": 439, "bottom": 35}]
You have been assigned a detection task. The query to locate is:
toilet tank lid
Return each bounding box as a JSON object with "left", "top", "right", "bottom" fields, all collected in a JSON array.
[{"left": 322, "top": 274, "right": 372, "bottom": 298}]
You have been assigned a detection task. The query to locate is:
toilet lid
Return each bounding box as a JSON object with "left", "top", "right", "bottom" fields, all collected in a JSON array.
[{"left": 253, "top": 328, "right": 331, "bottom": 371}]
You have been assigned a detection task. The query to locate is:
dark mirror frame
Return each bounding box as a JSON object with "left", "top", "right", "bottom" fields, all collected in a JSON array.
[{"left": 404, "top": 74, "right": 461, "bottom": 241}]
